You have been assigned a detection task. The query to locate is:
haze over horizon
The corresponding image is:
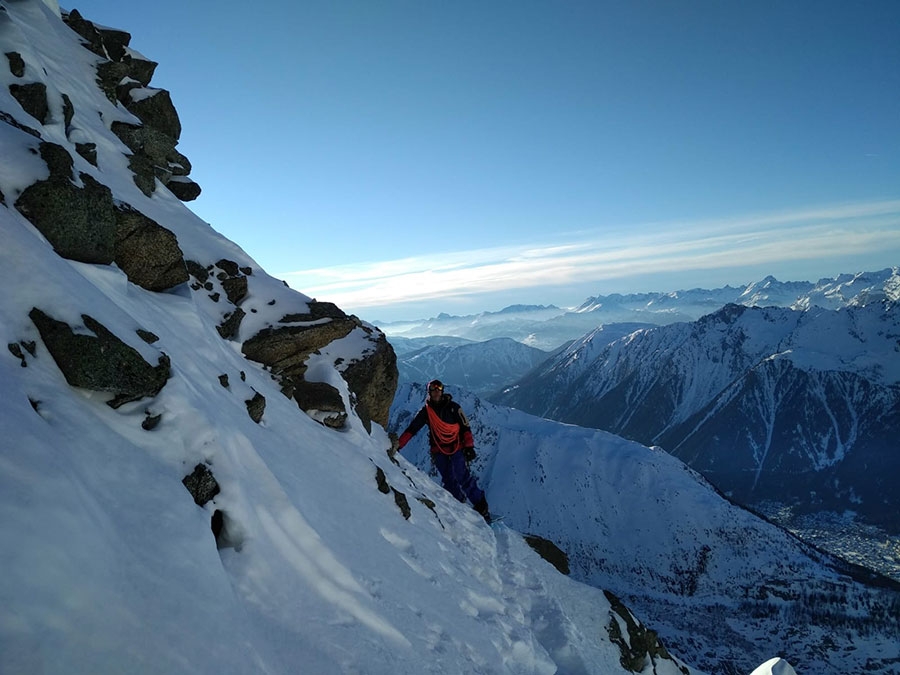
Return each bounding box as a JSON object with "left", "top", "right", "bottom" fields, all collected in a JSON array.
[{"left": 73, "top": 0, "right": 900, "bottom": 322}]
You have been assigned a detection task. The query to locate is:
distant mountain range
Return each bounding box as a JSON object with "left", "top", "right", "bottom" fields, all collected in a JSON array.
[
  {"left": 380, "top": 268, "right": 900, "bottom": 350},
  {"left": 491, "top": 299, "right": 900, "bottom": 533}
]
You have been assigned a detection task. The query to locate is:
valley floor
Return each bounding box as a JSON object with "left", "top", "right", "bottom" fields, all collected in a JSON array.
[{"left": 757, "top": 504, "right": 900, "bottom": 583}]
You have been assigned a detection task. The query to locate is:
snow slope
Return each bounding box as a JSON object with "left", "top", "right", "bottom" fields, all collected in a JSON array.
[{"left": 391, "top": 383, "right": 900, "bottom": 674}]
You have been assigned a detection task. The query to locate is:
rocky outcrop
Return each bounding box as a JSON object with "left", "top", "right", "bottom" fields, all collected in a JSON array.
[
  {"left": 241, "top": 302, "right": 360, "bottom": 388},
  {"left": 110, "top": 116, "right": 199, "bottom": 199},
  {"left": 245, "top": 391, "right": 266, "bottom": 423},
  {"left": 63, "top": 9, "right": 131, "bottom": 62},
  {"left": 7, "top": 340, "right": 35, "bottom": 368},
  {"left": 166, "top": 175, "right": 202, "bottom": 201},
  {"left": 341, "top": 329, "right": 397, "bottom": 432},
  {"left": 188, "top": 259, "right": 252, "bottom": 339},
  {"left": 604, "top": 591, "right": 688, "bottom": 674},
  {"left": 522, "top": 534, "right": 569, "bottom": 575},
  {"left": 113, "top": 204, "right": 188, "bottom": 291},
  {"left": 29, "top": 308, "right": 170, "bottom": 408},
  {"left": 61, "top": 8, "right": 199, "bottom": 201},
  {"left": 242, "top": 301, "right": 398, "bottom": 431},
  {"left": 125, "top": 88, "right": 180, "bottom": 141},
  {"left": 9, "top": 82, "right": 48, "bottom": 124},
  {"left": 0, "top": 110, "right": 40, "bottom": 138},
  {"left": 214, "top": 259, "right": 249, "bottom": 305},
  {"left": 14, "top": 142, "right": 189, "bottom": 292},
  {"left": 5, "top": 51, "right": 25, "bottom": 77},
  {"left": 8, "top": 8, "right": 397, "bottom": 440},
  {"left": 15, "top": 142, "right": 117, "bottom": 264},
  {"left": 293, "top": 380, "right": 347, "bottom": 429},
  {"left": 216, "top": 309, "right": 245, "bottom": 340},
  {"left": 182, "top": 464, "right": 220, "bottom": 506},
  {"left": 181, "top": 464, "right": 232, "bottom": 548}
]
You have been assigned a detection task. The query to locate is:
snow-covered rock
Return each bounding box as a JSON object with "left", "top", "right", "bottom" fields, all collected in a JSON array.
[{"left": 749, "top": 657, "right": 798, "bottom": 675}]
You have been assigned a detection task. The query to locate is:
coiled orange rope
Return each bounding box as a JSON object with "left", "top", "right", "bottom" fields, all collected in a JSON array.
[{"left": 426, "top": 405, "right": 461, "bottom": 454}]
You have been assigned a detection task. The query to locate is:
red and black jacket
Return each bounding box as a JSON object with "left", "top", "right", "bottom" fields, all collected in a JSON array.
[{"left": 397, "top": 394, "right": 475, "bottom": 455}]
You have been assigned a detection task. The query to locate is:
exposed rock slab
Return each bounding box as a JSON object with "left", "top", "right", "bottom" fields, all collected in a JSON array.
[
  {"left": 113, "top": 204, "right": 188, "bottom": 291},
  {"left": 29, "top": 308, "right": 170, "bottom": 408},
  {"left": 15, "top": 142, "right": 117, "bottom": 264}
]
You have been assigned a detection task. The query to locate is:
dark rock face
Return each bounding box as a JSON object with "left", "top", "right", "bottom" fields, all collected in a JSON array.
[
  {"left": 15, "top": 142, "right": 117, "bottom": 264},
  {"left": 185, "top": 260, "right": 210, "bottom": 284},
  {"left": 216, "top": 309, "right": 245, "bottom": 341},
  {"left": 0, "top": 110, "right": 40, "bottom": 138},
  {"left": 604, "top": 591, "right": 687, "bottom": 675},
  {"left": 29, "top": 308, "right": 170, "bottom": 408},
  {"left": 141, "top": 413, "right": 162, "bottom": 430},
  {"left": 8, "top": 342, "right": 27, "bottom": 367},
  {"left": 63, "top": 9, "right": 115, "bottom": 59},
  {"left": 245, "top": 392, "right": 266, "bottom": 423},
  {"left": 113, "top": 204, "right": 188, "bottom": 291},
  {"left": 74, "top": 142, "right": 97, "bottom": 165},
  {"left": 94, "top": 26, "right": 130, "bottom": 61},
  {"left": 242, "top": 303, "right": 360, "bottom": 384},
  {"left": 61, "top": 94, "right": 74, "bottom": 128},
  {"left": 126, "top": 56, "right": 157, "bottom": 87},
  {"left": 166, "top": 176, "right": 201, "bottom": 201},
  {"left": 6, "top": 51, "right": 25, "bottom": 77},
  {"left": 341, "top": 330, "right": 398, "bottom": 432},
  {"left": 13, "top": 142, "right": 188, "bottom": 292},
  {"left": 110, "top": 121, "right": 190, "bottom": 198},
  {"left": 242, "top": 301, "right": 398, "bottom": 431},
  {"left": 207, "top": 260, "right": 250, "bottom": 339},
  {"left": 125, "top": 153, "right": 158, "bottom": 197},
  {"left": 61, "top": 8, "right": 195, "bottom": 200},
  {"left": 219, "top": 275, "right": 247, "bottom": 306},
  {"left": 182, "top": 464, "right": 220, "bottom": 506},
  {"left": 292, "top": 380, "right": 347, "bottom": 428},
  {"left": 523, "top": 534, "right": 570, "bottom": 575},
  {"left": 242, "top": 300, "right": 398, "bottom": 431},
  {"left": 136, "top": 329, "right": 159, "bottom": 344},
  {"left": 110, "top": 122, "right": 178, "bottom": 169},
  {"left": 124, "top": 88, "right": 181, "bottom": 141},
  {"left": 64, "top": 8, "right": 155, "bottom": 87},
  {"left": 374, "top": 467, "right": 411, "bottom": 519},
  {"left": 94, "top": 60, "right": 130, "bottom": 103},
  {"left": 9, "top": 82, "right": 48, "bottom": 123}
]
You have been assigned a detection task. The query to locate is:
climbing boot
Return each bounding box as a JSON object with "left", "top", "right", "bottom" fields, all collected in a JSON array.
[{"left": 474, "top": 496, "right": 492, "bottom": 524}]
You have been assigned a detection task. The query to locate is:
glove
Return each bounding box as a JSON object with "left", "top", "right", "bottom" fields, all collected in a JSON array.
[
  {"left": 397, "top": 431, "right": 412, "bottom": 450},
  {"left": 463, "top": 446, "right": 477, "bottom": 462}
]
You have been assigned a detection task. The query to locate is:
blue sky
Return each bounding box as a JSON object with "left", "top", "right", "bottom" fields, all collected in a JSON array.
[{"left": 73, "top": 1, "right": 899, "bottom": 322}]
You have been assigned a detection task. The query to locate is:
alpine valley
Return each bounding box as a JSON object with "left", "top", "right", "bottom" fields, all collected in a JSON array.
[
  {"left": 385, "top": 269, "right": 900, "bottom": 583},
  {"left": 2, "top": 2, "right": 899, "bottom": 675}
]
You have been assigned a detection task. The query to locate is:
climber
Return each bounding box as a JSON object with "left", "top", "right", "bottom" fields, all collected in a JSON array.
[{"left": 396, "top": 380, "right": 492, "bottom": 523}]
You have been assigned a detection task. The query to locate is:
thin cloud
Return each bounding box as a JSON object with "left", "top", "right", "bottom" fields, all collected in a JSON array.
[{"left": 282, "top": 200, "right": 900, "bottom": 309}]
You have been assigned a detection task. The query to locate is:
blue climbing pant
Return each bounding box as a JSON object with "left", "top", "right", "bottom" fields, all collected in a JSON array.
[{"left": 432, "top": 451, "right": 484, "bottom": 505}]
